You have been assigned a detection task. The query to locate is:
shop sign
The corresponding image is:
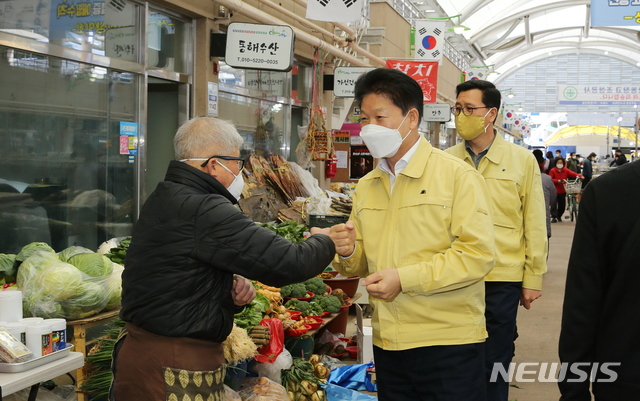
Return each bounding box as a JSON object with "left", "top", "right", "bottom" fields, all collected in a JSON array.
[
  {"left": 559, "top": 85, "right": 640, "bottom": 105},
  {"left": 334, "top": 67, "right": 374, "bottom": 97},
  {"left": 332, "top": 130, "right": 351, "bottom": 144},
  {"left": 423, "top": 103, "right": 451, "bottom": 122},
  {"left": 225, "top": 22, "right": 294, "bottom": 72},
  {"left": 105, "top": 26, "right": 136, "bottom": 61},
  {"left": 119, "top": 121, "right": 138, "bottom": 157},
  {"left": 207, "top": 82, "right": 219, "bottom": 117},
  {"left": 591, "top": 0, "right": 640, "bottom": 27},
  {"left": 385, "top": 60, "right": 438, "bottom": 103},
  {"left": 245, "top": 71, "right": 286, "bottom": 96}
]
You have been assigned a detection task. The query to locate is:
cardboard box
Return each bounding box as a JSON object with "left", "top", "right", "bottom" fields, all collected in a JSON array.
[{"left": 355, "top": 304, "right": 374, "bottom": 364}]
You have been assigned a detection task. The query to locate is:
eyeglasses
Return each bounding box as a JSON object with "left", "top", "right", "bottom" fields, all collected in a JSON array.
[
  {"left": 203, "top": 155, "right": 245, "bottom": 170},
  {"left": 179, "top": 155, "right": 245, "bottom": 170},
  {"left": 451, "top": 106, "right": 490, "bottom": 117}
]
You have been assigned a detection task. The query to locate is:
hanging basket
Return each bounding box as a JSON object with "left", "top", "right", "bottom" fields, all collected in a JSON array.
[{"left": 307, "top": 108, "right": 333, "bottom": 161}]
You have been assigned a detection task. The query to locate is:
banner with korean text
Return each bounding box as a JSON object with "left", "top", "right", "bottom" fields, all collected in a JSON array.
[
  {"left": 559, "top": 85, "right": 640, "bottom": 105},
  {"left": 386, "top": 60, "right": 438, "bottom": 103},
  {"left": 591, "top": 0, "right": 640, "bottom": 27}
]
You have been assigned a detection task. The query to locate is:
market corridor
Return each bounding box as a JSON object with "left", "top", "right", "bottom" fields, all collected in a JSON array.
[{"left": 510, "top": 219, "right": 576, "bottom": 401}]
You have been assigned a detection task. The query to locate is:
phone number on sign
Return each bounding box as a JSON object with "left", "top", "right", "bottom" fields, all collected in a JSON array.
[{"left": 236, "top": 57, "right": 279, "bottom": 65}]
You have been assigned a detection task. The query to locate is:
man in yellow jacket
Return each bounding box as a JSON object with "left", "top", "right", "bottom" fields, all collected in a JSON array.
[
  {"left": 445, "top": 80, "right": 548, "bottom": 401},
  {"left": 326, "top": 68, "right": 495, "bottom": 401}
]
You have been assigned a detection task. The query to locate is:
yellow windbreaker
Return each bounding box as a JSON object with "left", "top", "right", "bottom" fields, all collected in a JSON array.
[
  {"left": 445, "top": 132, "right": 548, "bottom": 290},
  {"left": 333, "top": 138, "right": 495, "bottom": 350}
]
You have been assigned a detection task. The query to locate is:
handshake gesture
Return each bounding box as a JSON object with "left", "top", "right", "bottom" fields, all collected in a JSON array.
[{"left": 310, "top": 221, "right": 356, "bottom": 257}]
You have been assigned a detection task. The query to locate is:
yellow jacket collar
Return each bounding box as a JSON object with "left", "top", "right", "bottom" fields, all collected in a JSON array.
[{"left": 366, "top": 136, "right": 432, "bottom": 181}]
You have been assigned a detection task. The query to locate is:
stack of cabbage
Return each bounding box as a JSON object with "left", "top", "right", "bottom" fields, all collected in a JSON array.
[{"left": 15, "top": 242, "right": 123, "bottom": 320}]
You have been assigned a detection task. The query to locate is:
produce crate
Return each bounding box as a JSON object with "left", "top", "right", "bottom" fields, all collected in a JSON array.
[{"left": 308, "top": 214, "right": 349, "bottom": 228}]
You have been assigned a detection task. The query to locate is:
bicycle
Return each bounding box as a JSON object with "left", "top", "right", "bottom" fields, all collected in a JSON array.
[{"left": 564, "top": 178, "right": 582, "bottom": 222}]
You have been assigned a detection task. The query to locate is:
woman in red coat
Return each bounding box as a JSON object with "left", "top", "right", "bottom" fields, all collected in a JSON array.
[{"left": 549, "top": 158, "right": 584, "bottom": 222}]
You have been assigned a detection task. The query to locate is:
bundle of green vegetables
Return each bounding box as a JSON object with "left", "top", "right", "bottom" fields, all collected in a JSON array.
[{"left": 258, "top": 221, "right": 307, "bottom": 243}]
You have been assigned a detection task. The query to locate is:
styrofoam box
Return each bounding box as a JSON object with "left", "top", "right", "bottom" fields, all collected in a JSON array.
[{"left": 355, "top": 304, "right": 374, "bottom": 364}]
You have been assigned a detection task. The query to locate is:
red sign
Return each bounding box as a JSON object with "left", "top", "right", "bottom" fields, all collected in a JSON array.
[{"left": 385, "top": 60, "right": 438, "bottom": 103}]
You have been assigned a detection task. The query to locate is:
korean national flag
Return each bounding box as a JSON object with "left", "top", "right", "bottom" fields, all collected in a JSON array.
[
  {"left": 414, "top": 20, "right": 445, "bottom": 62},
  {"left": 465, "top": 68, "right": 489, "bottom": 81},
  {"left": 504, "top": 109, "right": 516, "bottom": 123},
  {"left": 306, "top": 0, "right": 364, "bottom": 23}
]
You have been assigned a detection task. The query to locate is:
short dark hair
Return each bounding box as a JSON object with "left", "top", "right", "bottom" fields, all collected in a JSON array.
[
  {"left": 589, "top": 152, "right": 597, "bottom": 158},
  {"left": 570, "top": 152, "right": 576, "bottom": 156},
  {"left": 455, "top": 80, "right": 501, "bottom": 112},
  {"left": 354, "top": 68, "right": 423, "bottom": 122},
  {"left": 532, "top": 149, "right": 544, "bottom": 164},
  {"left": 556, "top": 150, "right": 562, "bottom": 154}
]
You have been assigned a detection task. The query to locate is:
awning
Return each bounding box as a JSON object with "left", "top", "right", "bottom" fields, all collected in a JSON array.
[{"left": 544, "top": 125, "right": 637, "bottom": 145}]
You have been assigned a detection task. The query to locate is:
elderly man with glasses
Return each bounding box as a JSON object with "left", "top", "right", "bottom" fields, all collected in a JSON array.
[{"left": 113, "top": 117, "right": 339, "bottom": 401}]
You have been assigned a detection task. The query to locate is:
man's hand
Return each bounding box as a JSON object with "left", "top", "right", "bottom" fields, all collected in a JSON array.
[
  {"left": 362, "top": 269, "right": 401, "bottom": 301},
  {"left": 232, "top": 275, "right": 256, "bottom": 306},
  {"left": 311, "top": 221, "right": 357, "bottom": 257},
  {"left": 520, "top": 288, "right": 542, "bottom": 310}
]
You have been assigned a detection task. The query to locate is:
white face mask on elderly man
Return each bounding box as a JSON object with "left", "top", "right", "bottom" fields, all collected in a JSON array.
[{"left": 216, "top": 161, "right": 244, "bottom": 201}]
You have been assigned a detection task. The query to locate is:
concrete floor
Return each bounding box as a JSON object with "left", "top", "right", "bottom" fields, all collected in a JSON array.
[
  {"left": 509, "top": 217, "right": 575, "bottom": 401},
  {"left": 348, "top": 214, "right": 578, "bottom": 401}
]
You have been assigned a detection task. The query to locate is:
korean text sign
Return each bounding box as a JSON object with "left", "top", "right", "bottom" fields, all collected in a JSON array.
[
  {"left": 385, "top": 60, "right": 439, "bottom": 103},
  {"left": 558, "top": 85, "right": 640, "bottom": 105},
  {"left": 591, "top": 0, "right": 640, "bottom": 26},
  {"left": 225, "top": 22, "right": 294, "bottom": 72},
  {"left": 334, "top": 67, "right": 375, "bottom": 97}
]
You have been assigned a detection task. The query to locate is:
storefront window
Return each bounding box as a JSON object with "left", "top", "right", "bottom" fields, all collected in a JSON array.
[
  {"left": 0, "top": 0, "right": 140, "bottom": 62},
  {"left": 219, "top": 61, "right": 288, "bottom": 98},
  {"left": 147, "top": 9, "right": 191, "bottom": 74},
  {"left": 219, "top": 92, "right": 288, "bottom": 159},
  {"left": 0, "top": 46, "right": 137, "bottom": 253}
]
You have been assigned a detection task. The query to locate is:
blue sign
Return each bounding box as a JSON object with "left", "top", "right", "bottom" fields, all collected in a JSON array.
[
  {"left": 119, "top": 121, "right": 138, "bottom": 136},
  {"left": 591, "top": 0, "right": 640, "bottom": 27}
]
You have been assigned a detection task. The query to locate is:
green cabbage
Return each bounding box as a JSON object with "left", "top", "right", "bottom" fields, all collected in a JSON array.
[
  {"left": 0, "top": 254, "right": 17, "bottom": 283},
  {"left": 68, "top": 253, "right": 113, "bottom": 277},
  {"left": 61, "top": 281, "right": 108, "bottom": 319},
  {"left": 103, "top": 263, "right": 123, "bottom": 310},
  {"left": 36, "top": 263, "right": 84, "bottom": 301},
  {"left": 58, "top": 246, "right": 94, "bottom": 263},
  {"left": 17, "top": 251, "right": 61, "bottom": 288},
  {"left": 16, "top": 242, "right": 55, "bottom": 262}
]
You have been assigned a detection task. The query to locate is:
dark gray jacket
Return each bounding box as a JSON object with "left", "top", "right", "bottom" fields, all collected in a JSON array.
[{"left": 121, "top": 161, "right": 335, "bottom": 342}]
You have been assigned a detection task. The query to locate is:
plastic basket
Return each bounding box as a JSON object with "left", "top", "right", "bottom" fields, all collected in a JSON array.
[{"left": 564, "top": 181, "right": 582, "bottom": 194}]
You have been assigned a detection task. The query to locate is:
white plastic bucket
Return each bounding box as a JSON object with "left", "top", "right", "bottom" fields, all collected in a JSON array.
[
  {"left": 3, "top": 322, "right": 27, "bottom": 345},
  {"left": 19, "top": 317, "right": 44, "bottom": 325},
  {"left": 25, "top": 322, "right": 53, "bottom": 357},
  {"left": 45, "top": 318, "right": 67, "bottom": 352},
  {"left": 0, "top": 291, "right": 23, "bottom": 322}
]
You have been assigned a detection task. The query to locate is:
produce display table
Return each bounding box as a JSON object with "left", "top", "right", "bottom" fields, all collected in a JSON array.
[
  {"left": 0, "top": 352, "right": 84, "bottom": 400},
  {"left": 67, "top": 309, "right": 121, "bottom": 401}
]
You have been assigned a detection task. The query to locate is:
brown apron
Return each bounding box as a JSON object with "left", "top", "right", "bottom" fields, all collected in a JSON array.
[{"left": 112, "top": 323, "right": 226, "bottom": 401}]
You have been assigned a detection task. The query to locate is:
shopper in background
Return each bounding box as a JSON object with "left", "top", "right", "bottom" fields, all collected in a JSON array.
[
  {"left": 581, "top": 152, "right": 596, "bottom": 189},
  {"left": 559, "top": 161, "right": 640, "bottom": 400},
  {"left": 611, "top": 149, "right": 628, "bottom": 166},
  {"left": 548, "top": 158, "right": 584, "bottom": 222},
  {"left": 567, "top": 152, "right": 578, "bottom": 173},
  {"left": 533, "top": 150, "right": 556, "bottom": 242},
  {"left": 328, "top": 68, "right": 495, "bottom": 401},
  {"left": 113, "top": 117, "right": 338, "bottom": 401},
  {"left": 544, "top": 150, "right": 554, "bottom": 173},
  {"left": 446, "top": 79, "right": 548, "bottom": 401}
]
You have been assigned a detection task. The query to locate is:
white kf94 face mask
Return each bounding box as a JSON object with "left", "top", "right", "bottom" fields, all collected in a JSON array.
[
  {"left": 216, "top": 160, "right": 244, "bottom": 201},
  {"left": 359, "top": 113, "right": 411, "bottom": 159}
]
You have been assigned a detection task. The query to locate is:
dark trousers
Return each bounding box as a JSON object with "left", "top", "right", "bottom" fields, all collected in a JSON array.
[
  {"left": 373, "top": 342, "right": 486, "bottom": 401},
  {"left": 555, "top": 193, "right": 567, "bottom": 219},
  {"left": 485, "top": 281, "right": 522, "bottom": 401}
]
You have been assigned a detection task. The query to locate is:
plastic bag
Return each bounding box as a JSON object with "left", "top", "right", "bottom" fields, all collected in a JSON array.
[
  {"left": 321, "top": 354, "right": 346, "bottom": 371},
  {"left": 237, "top": 377, "right": 289, "bottom": 400},
  {"left": 16, "top": 250, "right": 122, "bottom": 320},
  {"left": 224, "top": 384, "right": 242, "bottom": 401},
  {"left": 252, "top": 348, "right": 292, "bottom": 383},
  {"left": 318, "top": 330, "right": 348, "bottom": 348},
  {"left": 328, "top": 362, "right": 377, "bottom": 392},
  {"left": 324, "top": 383, "right": 378, "bottom": 401},
  {"left": 254, "top": 318, "right": 284, "bottom": 363}
]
